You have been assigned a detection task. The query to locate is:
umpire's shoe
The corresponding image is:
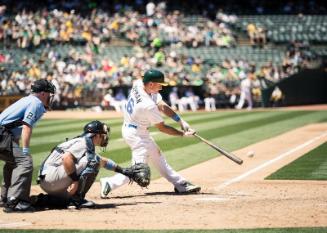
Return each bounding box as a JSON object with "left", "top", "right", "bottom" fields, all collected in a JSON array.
[
  {"left": 174, "top": 181, "right": 201, "bottom": 194},
  {"left": 0, "top": 196, "right": 7, "bottom": 207},
  {"left": 100, "top": 178, "right": 111, "bottom": 199},
  {"left": 3, "top": 197, "right": 35, "bottom": 213}
]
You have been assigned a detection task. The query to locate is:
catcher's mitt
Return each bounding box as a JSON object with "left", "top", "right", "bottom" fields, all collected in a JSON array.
[{"left": 122, "top": 163, "right": 151, "bottom": 188}]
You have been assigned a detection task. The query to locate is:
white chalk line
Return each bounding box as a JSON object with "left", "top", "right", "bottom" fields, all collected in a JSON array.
[
  {"left": 0, "top": 221, "right": 32, "bottom": 228},
  {"left": 215, "top": 131, "right": 327, "bottom": 191}
]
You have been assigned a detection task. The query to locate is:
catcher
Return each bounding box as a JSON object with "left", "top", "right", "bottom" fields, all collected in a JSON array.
[{"left": 33, "top": 120, "right": 150, "bottom": 209}]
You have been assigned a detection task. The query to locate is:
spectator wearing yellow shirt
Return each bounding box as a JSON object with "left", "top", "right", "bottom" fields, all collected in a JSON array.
[{"left": 247, "top": 23, "right": 257, "bottom": 46}]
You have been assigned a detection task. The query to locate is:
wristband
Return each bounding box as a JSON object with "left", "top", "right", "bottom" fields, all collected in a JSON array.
[
  {"left": 171, "top": 113, "right": 181, "bottom": 122},
  {"left": 68, "top": 171, "right": 79, "bottom": 181},
  {"left": 22, "top": 147, "right": 30, "bottom": 155},
  {"left": 105, "top": 159, "right": 117, "bottom": 171}
]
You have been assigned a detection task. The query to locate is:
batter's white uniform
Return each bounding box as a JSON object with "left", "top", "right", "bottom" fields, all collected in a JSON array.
[{"left": 101, "top": 80, "right": 187, "bottom": 190}]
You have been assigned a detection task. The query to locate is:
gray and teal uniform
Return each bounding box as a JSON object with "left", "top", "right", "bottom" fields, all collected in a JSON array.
[{"left": 39, "top": 135, "right": 100, "bottom": 200}]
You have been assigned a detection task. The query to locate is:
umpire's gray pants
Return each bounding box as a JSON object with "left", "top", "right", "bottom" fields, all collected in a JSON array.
[{"left": 1, "top": 141, "right": 33, "bottom": 202}]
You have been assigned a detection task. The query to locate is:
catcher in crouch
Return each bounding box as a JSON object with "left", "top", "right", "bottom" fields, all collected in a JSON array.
[{"left": 33, "top": 120, "right": 150, "bottom": 209}]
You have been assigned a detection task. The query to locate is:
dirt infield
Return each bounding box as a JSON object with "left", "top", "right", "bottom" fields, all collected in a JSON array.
[{"left": 1, "top": 105, "right": 326, "bottom": 230}]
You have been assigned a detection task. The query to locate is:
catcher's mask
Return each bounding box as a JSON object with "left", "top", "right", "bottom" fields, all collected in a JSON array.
[
  {"left": 31, "top": 79, "right": 56, "bottom": 109},
  {"left": 83, "top": 120, "right": 110, "bottom": 147}
]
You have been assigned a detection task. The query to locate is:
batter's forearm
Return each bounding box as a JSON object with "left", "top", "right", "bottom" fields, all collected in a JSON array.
[
  {"left": 159, "top": 102, "right": 177, "bottom": 118},
  {"left": 158, "top": 101, "right": 183, "bottom": 124},
  {"left": 158, "top": 124, "right": 184, "bottom": 136}
]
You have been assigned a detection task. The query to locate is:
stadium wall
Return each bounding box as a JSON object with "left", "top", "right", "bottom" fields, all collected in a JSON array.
[
  {"left": 262, "top": 68, "right": 327, "bottom": 107},
  {"left": 0, "top": 95, "right": 22, "bottom": 112}
]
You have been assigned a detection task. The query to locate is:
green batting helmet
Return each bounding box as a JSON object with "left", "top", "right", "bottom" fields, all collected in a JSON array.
[{"left": 143, "top": 69, "right": 168, "bottom": 86}]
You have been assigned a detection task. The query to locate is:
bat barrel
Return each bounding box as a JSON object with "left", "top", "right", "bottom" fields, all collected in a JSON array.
[{"left": 194, "top": 134, "right": 243, "bottom": 165}]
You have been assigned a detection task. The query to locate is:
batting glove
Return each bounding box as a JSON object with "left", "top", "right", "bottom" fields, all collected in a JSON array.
[
  {"left": 180, "top": 119, "right": 190, "bottom": 131},
  {"left": 183, "top": 128, "right": 196, "bottom": 137}
]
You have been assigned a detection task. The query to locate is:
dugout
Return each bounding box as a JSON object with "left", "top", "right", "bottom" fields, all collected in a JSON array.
[
  {"left": 0, "top": 95, "right": 22, "bottom": 113},
  {"left": 261, "top": 68, "right": 327, "bottom": 107}
]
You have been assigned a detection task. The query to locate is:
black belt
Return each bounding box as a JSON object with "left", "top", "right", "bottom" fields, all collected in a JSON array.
[{"left": 2, "top": 120, "right": 23, "bottom": 130}]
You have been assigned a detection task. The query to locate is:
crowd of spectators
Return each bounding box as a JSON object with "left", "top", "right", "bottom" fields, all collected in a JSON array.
[
  {"left": 1, "top": 0, "right": 326, "bottom": 16},
  {"left": 0, "top": 1, "right": 324, "bottom": 110},
  {"left": 0, "top": 8, "right": 112, "bottom": 49},
  {"left": 0, "top": 3, "right": 236, "bottom": 49},
  {"left": 1, "top": 40, "right": 314, "bottom": 110},
  {"left": 119, "top": 6, "right": 236, "bottom": 48}
]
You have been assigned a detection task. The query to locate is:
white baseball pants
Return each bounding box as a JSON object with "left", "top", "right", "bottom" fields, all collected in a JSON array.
[{"left": 101, "top": 125, "right": 186, "bottom": 191}]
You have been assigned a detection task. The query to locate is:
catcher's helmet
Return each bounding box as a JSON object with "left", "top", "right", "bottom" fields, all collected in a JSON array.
[
  {"left": 83, "top": 120, "right": 110, "bottom": 135},
  {"left": 31, "top": 79, "right": 56, "bottom": 94},
  {"left": 143, "top": 69, "right": 168, "bottom": 86}
]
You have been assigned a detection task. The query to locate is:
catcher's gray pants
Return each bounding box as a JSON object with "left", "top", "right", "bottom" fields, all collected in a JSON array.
[
  {"left": 1, "top": 141, "right": 33, "bottom": 202},
  {"left": 40, "top": 160, "right": 98, "bottom": 200},
  {"left": 39, "top": 165, "right": 74, "bottom": 199}
]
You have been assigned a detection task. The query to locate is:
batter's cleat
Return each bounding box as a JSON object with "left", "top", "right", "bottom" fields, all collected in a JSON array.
[
  {"left": 174, "top": 181, "right": 201, "bottom": 194},
  {"left": 100, "top": 178, "right": 111, "bottom": 198}
]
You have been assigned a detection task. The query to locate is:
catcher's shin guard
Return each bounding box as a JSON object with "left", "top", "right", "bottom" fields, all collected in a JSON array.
[
  {"left": 70, "top": 169, "right": 98, "bottom": 209},
  {"left": 76, "top": 168, "right": 99, "bottom": 200}
]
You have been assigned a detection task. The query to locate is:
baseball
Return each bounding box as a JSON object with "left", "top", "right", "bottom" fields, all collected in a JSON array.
[{"left": 247, "top": 150, "right": 255, "bottom": 158}]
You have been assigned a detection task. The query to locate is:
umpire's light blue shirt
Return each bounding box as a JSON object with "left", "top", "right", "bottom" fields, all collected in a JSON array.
[{"left": 0, "top": 95, "right": 46, "bottom": 139}]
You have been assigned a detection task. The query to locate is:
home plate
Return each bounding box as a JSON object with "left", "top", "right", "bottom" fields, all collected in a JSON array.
[{"left": 195, "top": 196, "right": 229, "bottom": 202}]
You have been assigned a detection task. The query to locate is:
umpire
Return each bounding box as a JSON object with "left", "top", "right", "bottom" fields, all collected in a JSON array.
[{"left": 0, "top": 79, "right": 55, "bottom": 213}]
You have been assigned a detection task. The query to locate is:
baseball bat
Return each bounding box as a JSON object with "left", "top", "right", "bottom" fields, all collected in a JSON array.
[{"left": 194, "top": 134, "right": 243, "bottom": 165}]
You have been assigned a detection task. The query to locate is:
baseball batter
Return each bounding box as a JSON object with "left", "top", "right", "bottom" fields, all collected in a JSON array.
[{"left": 100, "top": 69, "right": 201, "bottom": 197}]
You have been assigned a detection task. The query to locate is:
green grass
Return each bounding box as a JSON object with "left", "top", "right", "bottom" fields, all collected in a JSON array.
[
  {"left": 267, "top": 142, "right": 327, "bottom": 180},
  {"left": 1, "top": 110, "right": 327, "bottom": 232},
  {"left": 1, "top": 227, "right": 327, "bottom": 233},
  {"left": 0, "top": 110, "right": 326, "bottom": 183}
]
